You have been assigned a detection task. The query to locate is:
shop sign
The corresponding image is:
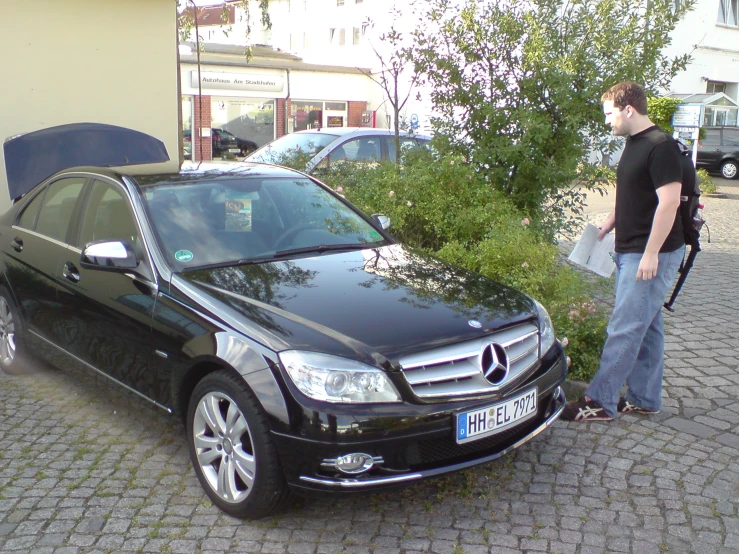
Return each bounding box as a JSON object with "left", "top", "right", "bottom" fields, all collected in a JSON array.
[
  {"left": 327, "top": 116, "right": 344, "bottom": 127},
  {"left": 191, "top": 71, "right": 284, "bottom": 93},
  {"left": 672, "top": 104, "right": 703, "bottom": 128}
]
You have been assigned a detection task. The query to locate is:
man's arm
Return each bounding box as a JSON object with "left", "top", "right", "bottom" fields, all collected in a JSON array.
[
  {"left": 597, "top": 211, "right": 616, "bottom": 241},
  {"left": 637, "top": 181, "right": 681, "bottom": 281}
]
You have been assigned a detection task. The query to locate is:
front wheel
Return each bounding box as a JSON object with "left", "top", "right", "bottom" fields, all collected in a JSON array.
[
  {"left": 187, "top": 370, "right": 291, "bottom": 518},
  {"left": 720, "top": 160, "right": 737, "bottom": 180},
  {"left": 0, "top": 286, "right": 29, "bottom": 375}
]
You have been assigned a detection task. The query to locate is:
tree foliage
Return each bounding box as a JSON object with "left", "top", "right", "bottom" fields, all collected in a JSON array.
[{"left": 412, "top": 0, "right": 694, "bottom": 236}]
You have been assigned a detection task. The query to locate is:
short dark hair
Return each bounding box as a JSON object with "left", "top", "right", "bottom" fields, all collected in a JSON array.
[{"left": 601, "top": 82, "right": 648, "bottom": 115}]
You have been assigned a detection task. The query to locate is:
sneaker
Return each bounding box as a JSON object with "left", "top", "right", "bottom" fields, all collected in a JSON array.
[
  {"left": 560, "top": 396, "right": 612, "bottom": 422},
  {"left": 617, "top": 397, "right": 659, "bottom": 414}
]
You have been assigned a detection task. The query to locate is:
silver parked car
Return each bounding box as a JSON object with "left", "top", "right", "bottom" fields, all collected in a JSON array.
[{"left": 244, "top": 128, "right": 431, "bottom": 173}]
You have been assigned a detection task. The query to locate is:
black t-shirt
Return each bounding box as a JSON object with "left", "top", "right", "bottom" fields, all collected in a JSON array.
[{"left": 615, "top": 125, "right": 684, "bottom": 253}]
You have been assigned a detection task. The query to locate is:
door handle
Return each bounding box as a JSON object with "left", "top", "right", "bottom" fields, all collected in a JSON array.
[
  {"left": 62, "top": 263, "right": 80, "bottom": 283},
  {"left": 11, "top": 237, "right": 23, "bottom": 252}
]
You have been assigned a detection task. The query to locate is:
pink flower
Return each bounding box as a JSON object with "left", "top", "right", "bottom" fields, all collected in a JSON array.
[
  {"left": 521, "top": 262, "right": 529, "bottom": 268},
  {"left": 336, "top": 186, "right": 344, "bottom": 193},
  {"left": 561, "top": 337, "right": 569, "bottom": 347},
  {"left": 521, "top": 218, "right": 530, "bottom": 226},
  {"left": 389, "top": 190, "right": 395, "bottom": 197}
]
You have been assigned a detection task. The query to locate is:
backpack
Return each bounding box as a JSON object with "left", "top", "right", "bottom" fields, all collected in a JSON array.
[
  {"left": 675, "top": 140, "right": 705, "bottom": 249},
  {"left": 664, "top": 139, "right": 708, "bottom": 311}
]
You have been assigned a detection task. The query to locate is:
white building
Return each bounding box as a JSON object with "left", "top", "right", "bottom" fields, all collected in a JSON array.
[
  {"left": 185, "top": 0, "right": 432, "bottom": 134},
  {"left": 187, "top": 0, "right": 739, "bottom": 140}
]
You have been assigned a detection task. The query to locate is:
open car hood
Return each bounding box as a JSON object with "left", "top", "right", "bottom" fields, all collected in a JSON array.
[{"left": 4, "top": 123, "right": 169, "bottom": 200}]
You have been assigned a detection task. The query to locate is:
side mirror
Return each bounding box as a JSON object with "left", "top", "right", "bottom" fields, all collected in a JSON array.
[
  {"left": 372, "top": 214, "right": 391, "bottom": 230},
  {"left": 80, "top": 240, "right": 139, "bottom": 271}
]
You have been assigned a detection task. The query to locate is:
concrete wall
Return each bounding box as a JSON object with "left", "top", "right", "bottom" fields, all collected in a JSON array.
[{"left": 1, "top": 0, "right": 180, "bottom": 213}]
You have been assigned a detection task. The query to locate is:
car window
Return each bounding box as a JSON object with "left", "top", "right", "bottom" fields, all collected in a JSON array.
[
  {"left": 702, "top": 130, "right": 721, "bottom": 146},
  {"left": 33, "top": 178, "right": 86, "bottom": 242},
  {"left": 78, "top": 180, "right": 139, "bottom": 248},
  {"left": 331, "top": 137, "right": 382, "bottom": 162},
  {"left": 16, "top": 189, "right": 47, "bottom": 231},
  {"left": 723, "top": 129, "right": 739, "bottom": 146},
  {"left": 386, "top": 137, "right": 425, "bottom": 163},
  {"left": 246, "top": 132, "right": 338, "bottom": 164},
  {"left": 142, "top": 177, "right": 385, "bottom": 269}
]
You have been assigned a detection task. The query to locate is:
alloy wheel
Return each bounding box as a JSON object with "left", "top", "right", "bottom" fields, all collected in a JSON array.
[
  {"left": 192, "top": 391, "right": 256, "bottom": 504},
  {"left": 721, "top": 161, "right": 737, "bottom": 180},
  {"left": 0, "top": 297, "right": 16, "bottom": 367}
]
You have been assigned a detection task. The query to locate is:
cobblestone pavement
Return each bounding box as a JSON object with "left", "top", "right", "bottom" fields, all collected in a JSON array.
[{"left": 0, "top": 181, "right": 737, "bottom": 554}]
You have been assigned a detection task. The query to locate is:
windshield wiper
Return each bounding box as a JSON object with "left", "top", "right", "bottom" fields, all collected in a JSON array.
[
  {"left": 273, "top": 243, "right": 378, "bottom": 258},
  {"left": 182, "top": 254, "right": 278, "bottom": 272}
]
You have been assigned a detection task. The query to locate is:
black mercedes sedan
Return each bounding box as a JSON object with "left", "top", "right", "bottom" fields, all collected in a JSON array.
[{"left": 1, "top": 125, "right": 566, "bottom": 519}]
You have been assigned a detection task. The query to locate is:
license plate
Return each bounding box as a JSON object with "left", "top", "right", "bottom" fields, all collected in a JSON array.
[
  {"left": 228, "top": 148, "right": 241, "bottom": 153},
  {"left": 455, "top": 388, "right": 537, "bottom": 444}
]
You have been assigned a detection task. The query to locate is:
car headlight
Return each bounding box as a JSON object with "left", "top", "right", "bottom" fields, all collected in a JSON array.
[
  {"left": 279, "top": 351, "right": 402, "bottom": 403},
  {"left": 534, "top": 300, "right": 556, "bottom": 356}
]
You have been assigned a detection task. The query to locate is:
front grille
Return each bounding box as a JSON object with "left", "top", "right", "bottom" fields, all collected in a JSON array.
[{"left": 398, "top": 322, "right": 540, "bottom": 400}]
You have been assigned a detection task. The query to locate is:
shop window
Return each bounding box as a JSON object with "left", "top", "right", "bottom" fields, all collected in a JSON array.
[
  {"left": 210, "top": 97, "right": 275, "bottom": 151},
  {"left": 291, "top": 101, "right": 324, "bottom": 132},
  {"left": 326, "top": 102, "right": 347, "bottom": 111}
]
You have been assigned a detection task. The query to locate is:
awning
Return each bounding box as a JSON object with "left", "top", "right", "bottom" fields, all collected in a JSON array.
[{"left": 4, "top": 122, "right": 170, "bottom": 201}]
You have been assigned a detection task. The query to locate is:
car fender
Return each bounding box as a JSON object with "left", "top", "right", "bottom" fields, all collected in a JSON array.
[{"left": 174, "top": 329, "right": 290, "bottom": 426}]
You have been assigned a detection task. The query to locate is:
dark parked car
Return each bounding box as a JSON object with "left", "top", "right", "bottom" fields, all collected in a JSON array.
[
  {"left": 1, "top": 124, "right": 566, "bottom": 519},
  {"left": 183, "top": 128, "right": 258, "bottom": 160},
  {"left": 245, "top": 128, "right": 431, "bottom": 173},
  {"left": 697, "top": 127, "right": 739, "bottom": 180}
]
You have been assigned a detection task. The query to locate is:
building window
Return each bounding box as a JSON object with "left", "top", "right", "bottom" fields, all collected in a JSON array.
[
  {"left": 353, "top": 27, "right": 360, "bottom": 45},
  {"left": 718, "top": 0, "right": 739, "bottom": 26},
  {"left": 337, "top": 0, "right": 344, "bottom": 5},
  {"left": 706, "top": 81, "right": 727, "bottom": 94},
  {"left": 339, "top": 28, "right": 346, "bottom": 46},
  {"left": 356, "top": 0, "right": 363, "bottom": 3},
  {"left": 329, "top": 28, "right": 336, "bottom": 44}
]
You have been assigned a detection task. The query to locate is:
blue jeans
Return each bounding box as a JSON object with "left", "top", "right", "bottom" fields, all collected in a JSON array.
[{"left": 585, "top": 246, "right": 685, "bottom": 417}]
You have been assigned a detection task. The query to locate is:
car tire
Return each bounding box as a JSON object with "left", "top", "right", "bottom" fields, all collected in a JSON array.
[
  {"left": 187, "top": 370, "right": 291, "bottom": 519},
  {"left": 720, "top": 160, "right": 737, "bottom": 180},
  {"left": 0, "top": 286, "right": 29, "bottom": 375}
]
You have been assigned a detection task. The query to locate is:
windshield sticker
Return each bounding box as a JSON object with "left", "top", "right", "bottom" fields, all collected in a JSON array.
[
  {"left": 225, "top": 195, "right": 253, "bottom": 232},
  {"left": 369, "top": 230, "right": 382, "bottom": 241},
  {"left": 175, "top": 250, "right": 194, "bottom": 262}
]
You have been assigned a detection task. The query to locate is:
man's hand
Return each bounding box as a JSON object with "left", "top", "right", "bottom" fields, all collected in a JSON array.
[
  {"left": 637, "top": 251, "right": 659, "bottom": 280},
  {"left": 597, "top": 211, "right": 616, "bottom": 241}
]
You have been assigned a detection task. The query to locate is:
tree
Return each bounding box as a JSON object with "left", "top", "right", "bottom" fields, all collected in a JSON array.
[
  {"left": 411, "top": 0, "right": 694, "bottom": 236},
  {"left": 360, "top": 9, "right": 423, "bottom": 164}
]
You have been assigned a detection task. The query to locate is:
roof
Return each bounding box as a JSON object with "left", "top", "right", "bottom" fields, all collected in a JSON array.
[
  {"left": 668, "top": 92, "right": 739, "bottom": 107},
  {"left": 179, "top": 42, "right": 370, "bottom": 75}
]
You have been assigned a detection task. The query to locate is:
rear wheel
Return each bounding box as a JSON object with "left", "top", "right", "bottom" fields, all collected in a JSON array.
[
  {"left": 0, "top": 286, "right": 28, "bottom": 375},
  {"left": 186, "top": 370, "right": 291, "bottom": 518},
  {"left": 721, "top": 160, "right": 737, "bottom": 180}
]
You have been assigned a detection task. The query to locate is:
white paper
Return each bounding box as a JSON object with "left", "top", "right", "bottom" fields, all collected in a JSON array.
[{"left": 568, "top": 223, "right": 616, "bottom": 277}]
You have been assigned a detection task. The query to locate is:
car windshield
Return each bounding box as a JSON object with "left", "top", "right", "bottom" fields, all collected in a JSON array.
[
  {"left": 142, "top": 176, "right": 386, "bottom": 270},
  {"left": 246, "top": 133, "right": 338, "bottom": 164}
]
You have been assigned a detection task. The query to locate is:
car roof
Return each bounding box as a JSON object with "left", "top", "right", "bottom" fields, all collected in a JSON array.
[{"left": 294, "top": 127, "right": 432, "bottom": 140}]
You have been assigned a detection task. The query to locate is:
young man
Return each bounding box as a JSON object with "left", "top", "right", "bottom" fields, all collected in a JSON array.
[{"left": 561, "top": 82, "right": 686, "bottom": 422}]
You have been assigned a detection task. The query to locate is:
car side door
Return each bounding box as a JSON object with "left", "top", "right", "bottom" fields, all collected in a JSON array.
[
  {"left": 2, "top": 177, "right": 87, "bottom": 346},
  {"left": 697, "top": 129, "right": 723, "bottom": 171},
  {"left": 57, "top": 177, "right": 159, "bottom": 398}
]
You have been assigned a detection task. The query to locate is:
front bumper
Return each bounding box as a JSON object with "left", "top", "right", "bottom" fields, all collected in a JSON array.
[
  {"left": 293, "top": 386, "right": 565, "bottom": 492},
  {"left": 271, "top": 345, "right": 567, "bottom": 495}
]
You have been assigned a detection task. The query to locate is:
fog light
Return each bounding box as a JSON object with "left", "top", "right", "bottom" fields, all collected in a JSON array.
[{"left": 321, "top": 453, "right": 381, "bottom": 475}]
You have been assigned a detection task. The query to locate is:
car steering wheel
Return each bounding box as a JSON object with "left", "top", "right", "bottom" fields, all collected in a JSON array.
[{"left": 273, "top": 224, "right": 320, "bottom": 250}]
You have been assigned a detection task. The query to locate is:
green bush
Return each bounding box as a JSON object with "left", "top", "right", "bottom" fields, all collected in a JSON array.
[
  {"left": 320, "top": 151, "right": 608, "bottom": 382},
  {"left": 697, "top": 169, "right": 716, "bottom": 194}
]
